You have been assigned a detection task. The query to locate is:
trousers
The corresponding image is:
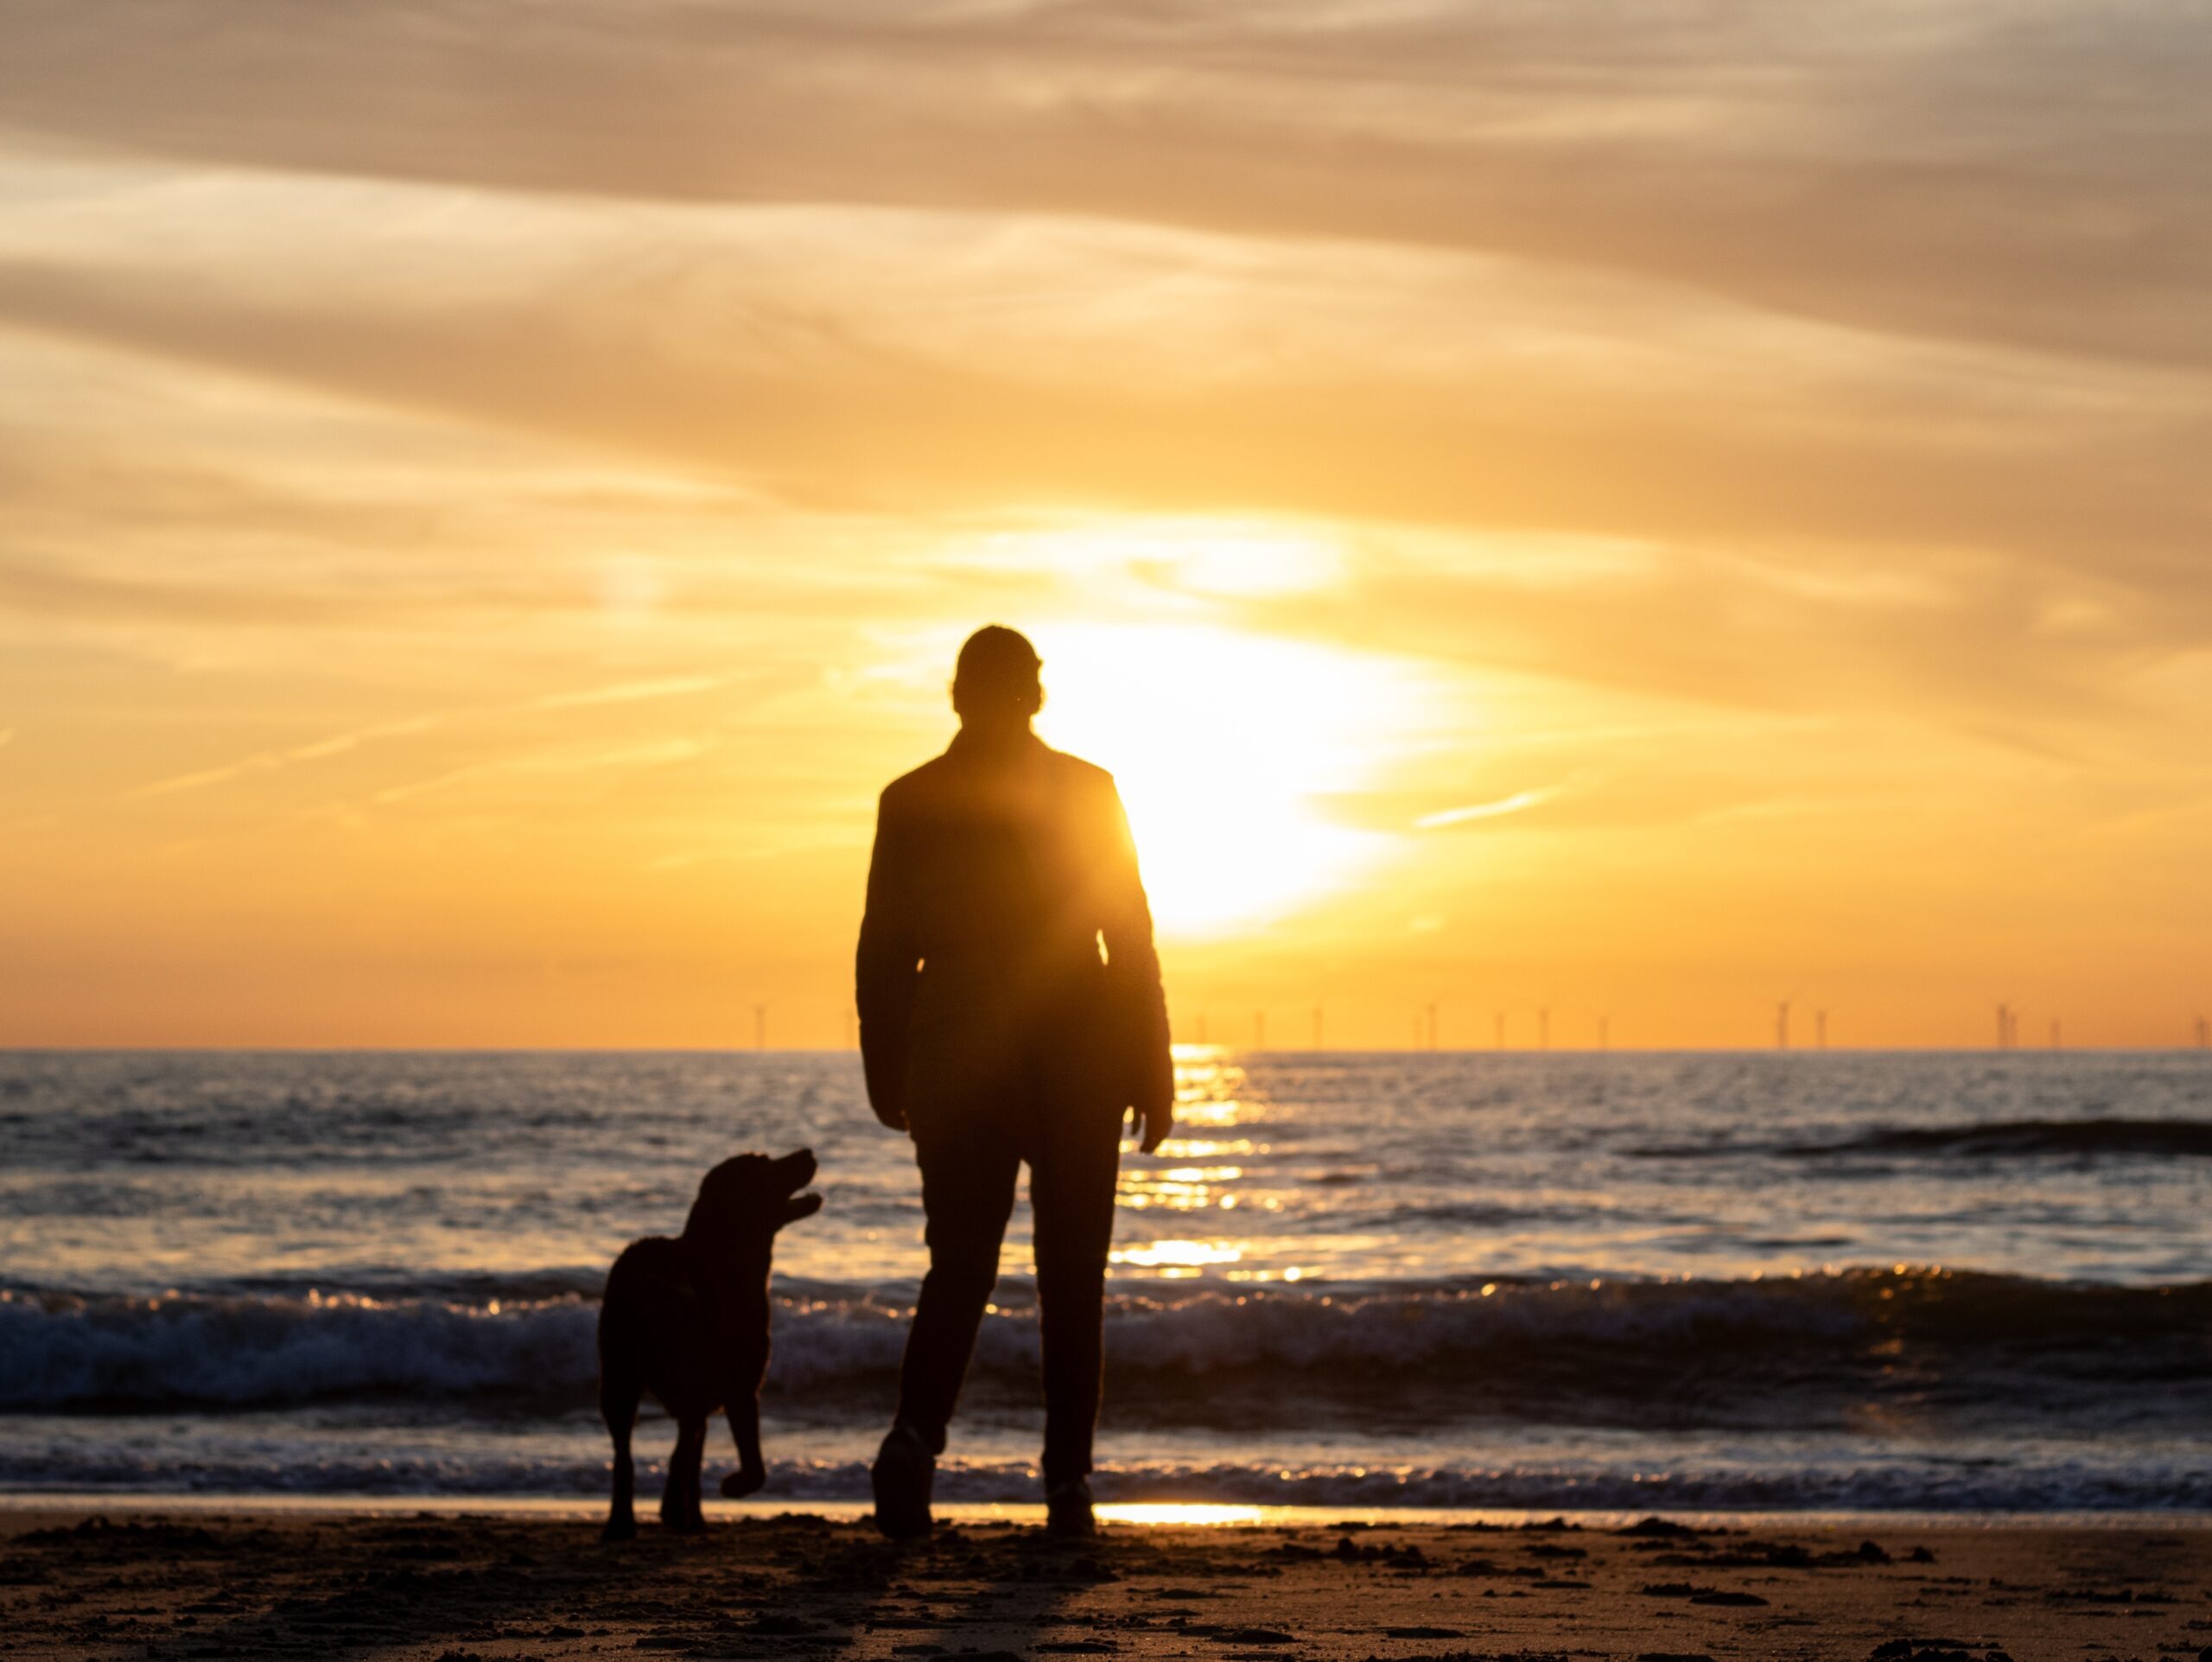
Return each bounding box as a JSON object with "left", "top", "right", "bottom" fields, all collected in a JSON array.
[{"left": 893, "top": 1037, "right": 1124, "bottom": 1483}]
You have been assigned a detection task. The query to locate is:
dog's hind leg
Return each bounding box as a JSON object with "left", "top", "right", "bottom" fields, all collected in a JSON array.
[
  {"left": 600, "top": 1367, "right": 644, "bottom": 1542},
  {"left": 663, "top": 1416, "right": 708, "bottom": 1531},
  {"left": 685, "top": 1416, "right": 711, "bottom": 1529},
  {"left": 720, "top": 1391, "right": 766, "bottom": 1498}
]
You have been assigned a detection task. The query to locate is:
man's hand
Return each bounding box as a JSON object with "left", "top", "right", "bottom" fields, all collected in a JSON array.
[{"left": 1127, "top": 1098, "right": 1173, "bottom": 1155}]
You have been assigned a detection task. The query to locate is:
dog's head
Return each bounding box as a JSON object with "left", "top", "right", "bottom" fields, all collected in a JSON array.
[{"left": 683, "top": 1148, "right": 821, "bottom": 1256}]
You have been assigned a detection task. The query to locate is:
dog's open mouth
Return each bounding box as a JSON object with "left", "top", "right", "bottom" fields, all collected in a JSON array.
[{"left": 776, "top": 1149, "right": 822, "bottom": 1222}]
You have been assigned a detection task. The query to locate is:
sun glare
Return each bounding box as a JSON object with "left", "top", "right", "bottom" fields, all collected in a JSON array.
[{"left": 1033, "top": 620, "right": 1415, "bottom": 938}]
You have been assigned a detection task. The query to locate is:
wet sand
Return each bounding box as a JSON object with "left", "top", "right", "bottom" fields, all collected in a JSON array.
[{"left": 3, "top": 1508, "right": 2208, "bottom": 1662}]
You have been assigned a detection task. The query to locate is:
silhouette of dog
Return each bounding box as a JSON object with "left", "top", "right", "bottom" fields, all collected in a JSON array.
[{"left": 598, "top": 1149, "right": 821, "bottom": 1538}]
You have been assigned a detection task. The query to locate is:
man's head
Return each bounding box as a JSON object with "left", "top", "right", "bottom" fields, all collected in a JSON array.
[{"left": 950, "top": 625, "right": 1043, "bottom": 731}]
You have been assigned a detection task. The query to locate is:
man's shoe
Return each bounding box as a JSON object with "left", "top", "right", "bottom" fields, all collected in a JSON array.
[
  {"left": 1044, "top": 1478, "right": 1096, "bottom": 1538},
  {"left": 871, "top": 1424, "right": 936, "bottom": 1540}
]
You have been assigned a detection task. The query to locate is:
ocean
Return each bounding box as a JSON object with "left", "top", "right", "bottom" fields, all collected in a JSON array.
[{"left": 3, "top": 1048, "right": 2208, "bottom": 1513}]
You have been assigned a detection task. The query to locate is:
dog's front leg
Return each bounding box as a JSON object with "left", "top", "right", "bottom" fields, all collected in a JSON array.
[
  {"left": 601, "top": 1371, "right": 641, "bottom": 1542},
  {"left": 719, "top": 1391, "right": 766, "bottom": 1498}
]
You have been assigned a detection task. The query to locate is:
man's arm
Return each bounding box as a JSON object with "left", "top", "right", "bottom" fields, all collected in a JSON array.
[
  {"left": 1096, "top": 780, "right": 1174, "bottom": 1153},
  {"left": 855, "top": 788, "right": 921, "bottom": 1131}
]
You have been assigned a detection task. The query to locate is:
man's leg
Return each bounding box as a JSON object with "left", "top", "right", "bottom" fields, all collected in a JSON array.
[
  {"left": 1029, "top": 1103, "right": 1124, "bottom": 1490},
  {"left": 894, "top": 1112, "right": 1022, "bottom": 1458}
]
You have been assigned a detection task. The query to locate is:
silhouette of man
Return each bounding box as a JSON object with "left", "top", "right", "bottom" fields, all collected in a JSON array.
[{"left": 857, "top": 625, "right": 1174, "bottom": 1538}]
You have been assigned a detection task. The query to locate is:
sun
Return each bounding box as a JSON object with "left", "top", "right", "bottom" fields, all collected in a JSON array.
[{"left": 1033, "top": 621, "right": 1414, "bottom": 939}]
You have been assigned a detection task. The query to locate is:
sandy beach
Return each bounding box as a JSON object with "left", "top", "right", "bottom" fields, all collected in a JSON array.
[{"left": 3, "top": 1508, "right": 2207, "bottom": 1662}]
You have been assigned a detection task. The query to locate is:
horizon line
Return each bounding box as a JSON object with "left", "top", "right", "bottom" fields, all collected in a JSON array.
[{"left": 4, "top": 1042, "right": 2209, "bottom": 1057}]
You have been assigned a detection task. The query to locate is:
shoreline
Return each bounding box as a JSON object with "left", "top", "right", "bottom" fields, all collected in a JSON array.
[
  {"left": 4, "top": 1506, "right": 2209, "bottom": 1662},
  {"left": 6, "top": 1493, "right": 2212, "bottom": 1531}
]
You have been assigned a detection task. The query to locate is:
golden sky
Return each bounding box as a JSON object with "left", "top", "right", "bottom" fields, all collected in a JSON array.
[{"left": 3, "top": 1, "right": 2209, "bottom": 1048}]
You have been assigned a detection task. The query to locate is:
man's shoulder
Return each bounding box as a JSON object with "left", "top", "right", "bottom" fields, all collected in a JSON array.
[
  {"left": 1039, "top": 743, "right": 1118, "bottom": 797},
  {"left": 876, "top": 737, "right": 1119, "bottom": 814},
  {"left": 879, "top": 751, "right": 955, "bottom": 807}
]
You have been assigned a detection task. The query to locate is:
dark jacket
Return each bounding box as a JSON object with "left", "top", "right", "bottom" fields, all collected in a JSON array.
[{"left": 855, "top": 729, "right": 1173, "bottom": 1126}]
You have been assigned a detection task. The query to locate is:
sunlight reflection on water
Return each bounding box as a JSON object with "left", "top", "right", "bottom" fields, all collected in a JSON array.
[{"left": 1096, "top": 1502, "right": 1268, "bottom": 1526}]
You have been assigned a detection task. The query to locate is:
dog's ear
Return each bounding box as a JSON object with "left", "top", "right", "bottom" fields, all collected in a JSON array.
[
  {"left": 779, "top": 1192, "right": 823, "bottom": 1227},
  {"left": 686, "top": 1155, "right": 764, "bottom": 1245}
]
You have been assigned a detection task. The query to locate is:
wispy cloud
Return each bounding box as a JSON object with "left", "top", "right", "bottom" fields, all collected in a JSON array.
[
  {"left": 533, "top": 676, "right": 721, "bottom": 711},
  {"left": 1415, "top": 790, "right": 1554, "bottom": 830},
  {"left": 3, "top": 0, "right": 2203, "bottom": 367},
  {"left": 125, "top": 675, "right": 731, "bottom": 799},
  {"left": 369, "top": 736, "right": 714, "bottom": 806},
  {"left": 127, "top": 712, "right": 447, "bottom": 799}
]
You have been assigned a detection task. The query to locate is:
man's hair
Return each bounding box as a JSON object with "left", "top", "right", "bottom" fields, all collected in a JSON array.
[{"left": 952, "top": 625, "right": 1043, "bottom": 718}]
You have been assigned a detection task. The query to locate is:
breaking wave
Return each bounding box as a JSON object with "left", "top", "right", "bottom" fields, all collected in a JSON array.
[{"left": 6, "top": 1269, "right": 2206, "bottom": 1416}]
